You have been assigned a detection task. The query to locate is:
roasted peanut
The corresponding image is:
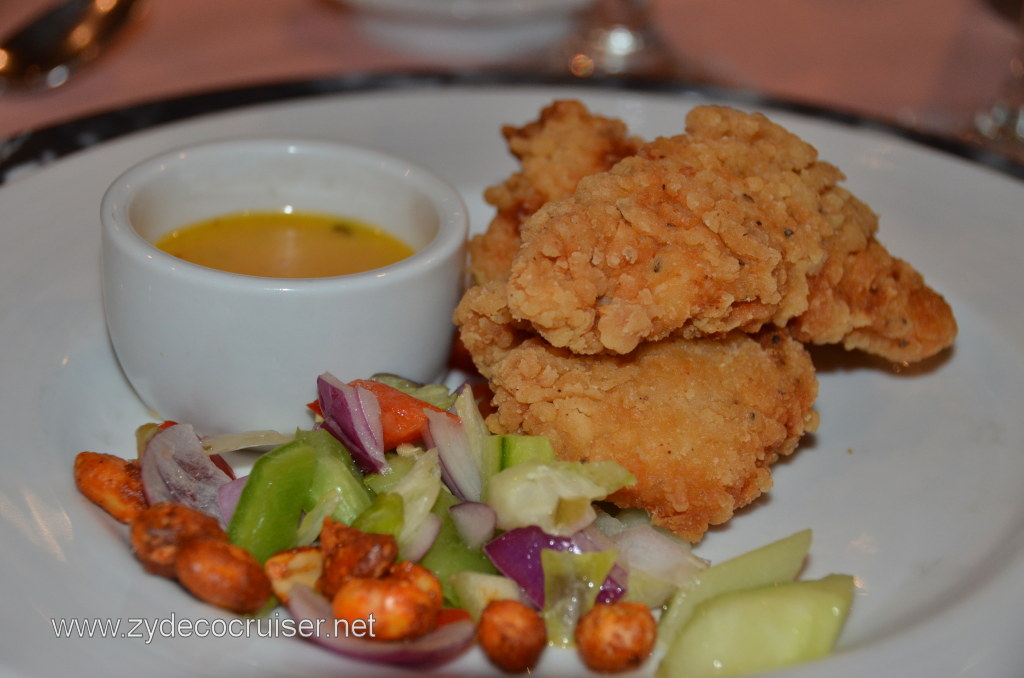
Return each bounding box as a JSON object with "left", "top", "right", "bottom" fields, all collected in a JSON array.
[
  {"left": 575, "top": 601, "right": 656, "bottom": 673},
  {"left": 175, "top": 537, "right": 273, "bottom": 613},
  {"left": 74, "top": 451, "right": 147, "bottom": 523},
  {"left": 477, "top": 599, "right": 547, "bottom": 673},
  {"left": 265, "top": 546, "right": 323, "bottom": 605},
  {"left": 331, "top": 562, "right": 443, "bottom": 642},
  {"left": 318, "top": 518, "right": 398, "bottom": 599},
  {"left": 129, "top": 502, "right": 225, "bottom": 578}
]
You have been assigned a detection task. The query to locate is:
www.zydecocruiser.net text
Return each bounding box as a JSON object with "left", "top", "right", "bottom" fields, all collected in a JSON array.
[{"left": 51, "top": 613, "right": 376, "bottom": 644}]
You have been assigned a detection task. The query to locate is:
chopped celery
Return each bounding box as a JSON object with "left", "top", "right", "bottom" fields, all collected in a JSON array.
[
  {"left": 363, "top": 453, "right": 415, "bottom": 495},
  {"left": 453, "top": 386, "right": 496, "bottom": 486},
  {"left": 369, "top": 373, "right": 456, "bottom": 410},
  {"left": 541, "top": 549, "right": 618, "bottom": 647},
  {"left": 352, "top": 492, "right": 404, "bottom": 539},
  {"left": 295, "top": 490, "right": 341, "bottom": 546},
  {"left": 389, "top": 449, "right": 442, "bottom": 550}
]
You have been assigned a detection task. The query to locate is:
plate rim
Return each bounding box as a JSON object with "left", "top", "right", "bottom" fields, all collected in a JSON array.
[{"left": 2, "top": 72, "right": 1023, "bottom": 187}]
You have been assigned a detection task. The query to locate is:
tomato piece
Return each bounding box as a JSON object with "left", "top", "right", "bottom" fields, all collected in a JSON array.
[{"left": 348, "top": 379, "right": 456, "bottom": 450}]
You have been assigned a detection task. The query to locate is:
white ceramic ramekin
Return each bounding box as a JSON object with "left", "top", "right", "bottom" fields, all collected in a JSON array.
[{"left": 101, "top": 138, "right": 468, "bottom": 435}]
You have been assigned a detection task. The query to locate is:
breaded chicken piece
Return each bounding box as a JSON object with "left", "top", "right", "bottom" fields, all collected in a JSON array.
[
  {"left": 792, "top": 239, "right": 959, "bottom": 363},
  {"left": 455, "top": 285, "right": 818, "bottom": 542},
  {"left": 469, "top": 100, "right": 642, "bottom": 285},
  {"left": 454, "top": 284, "right": 818, "bottom": 542},
  {"left": 503, "top": 105, "right": 956, "bottom": 362}
]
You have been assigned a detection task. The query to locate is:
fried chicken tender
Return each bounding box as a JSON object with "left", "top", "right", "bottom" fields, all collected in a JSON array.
[
  {"left": 503, "top": 104, "right": 956, "bottom": 362},
  {"left": 453, "top": 100, "right": 954, "bottom": 541},
  {"left": 455, "top": 286, "right": 818, "bottom": 542},
  {"left": 469, "top": 99, "right": 642, "bottom": 285}
]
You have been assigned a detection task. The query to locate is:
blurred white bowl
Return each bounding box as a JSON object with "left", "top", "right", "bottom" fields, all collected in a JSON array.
[
  {"left": 342, "top": 0, "right": 593, "bottom": 61},
  {"left": 101, "top": 138, "right": 468, "bottom": 435}
]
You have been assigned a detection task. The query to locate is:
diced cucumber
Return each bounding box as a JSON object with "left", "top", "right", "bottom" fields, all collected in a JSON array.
[
  {"left": 480, "top": 434, "right": 557, "bottom": 501},
  {"left": 658, "top": 529, "right": 812, "bottom": 651},
  {"left": 450, "top": 571, "right": 525, "bottom": 622},
  {"left": 657, "top": 574, "right": 854, "bottom": 678},
  {"left": 488, "top": 434, "right": 556, "bottom": 469}
]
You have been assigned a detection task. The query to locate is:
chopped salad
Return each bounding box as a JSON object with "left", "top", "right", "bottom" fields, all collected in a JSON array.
[{"left": 73, "top": 372, "right": 853, "bottom": 676}]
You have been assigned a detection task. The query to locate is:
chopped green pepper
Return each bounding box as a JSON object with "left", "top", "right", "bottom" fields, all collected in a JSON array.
[
  {"left": 227, "top": 439, "right": 318, "bottom": 564},
  {"left": 227, "top": 429, "right": 374, "bottom": 563}
]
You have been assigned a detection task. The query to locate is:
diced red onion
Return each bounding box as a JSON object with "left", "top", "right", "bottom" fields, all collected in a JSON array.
[
  {"left": 449, "top": 501, "right": 496, "bottom": 550},
  {"left": 216, "top": 475, "right": 248, "bottom": 526},
  {"left": 611, "top": 524, "right": 708, "bottom": 588},
  {"left": 286, "top": 584, "right": 475, "bottom": 668},
  {"left": 401, "top": 512, "right": 442, "bottom": 563},
  {"left": 483, "top": 525, "right": 625, "bottom": 608},
  {"left": 423, "top": 409, "right": 481, "bottom": 502},
  {"left": 140, "top": 423, "right": 232, "bottom": 520},
  {"left": 317, "top": 372, "right": 386, "bottom": 474}
]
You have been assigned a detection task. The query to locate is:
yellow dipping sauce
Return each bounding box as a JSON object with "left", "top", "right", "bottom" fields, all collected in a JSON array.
[{"left": 155, "top": 211, "right": 415, "bottom": 278}]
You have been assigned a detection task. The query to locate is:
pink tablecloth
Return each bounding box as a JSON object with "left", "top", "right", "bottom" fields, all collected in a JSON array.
[{"left": 0, "top": 0, "right": 1019, "bottom": 143}]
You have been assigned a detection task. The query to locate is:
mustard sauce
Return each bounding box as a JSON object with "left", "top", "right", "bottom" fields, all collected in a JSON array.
[{"left": 155, "top": 211, "right": 415, "bottom": 278}]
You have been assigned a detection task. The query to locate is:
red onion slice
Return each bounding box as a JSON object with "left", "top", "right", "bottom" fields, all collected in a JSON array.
[
  {"left": 423, "top": 409, "right": 481, "bottom": 502},
  {"left": 483, "top": 525, "right": 625, "bottom": 608},
  {"left": 216, "top": 475, "right": 248, "bottom": 526},
  {"left": 611, "top": 524, "right": 708, "bottom": 588},
  {"left": 140, "top": 423, "right": 232, "bottom": 519},
  {"left": 449, "top": 501, "right": 496, "bottom": 550},
  {"left": 286, "top": 584, "right": 475, "bottom": 668},
  {"left": 317, "top": 372, "right": 386, "bottom": 473},
  {"left": 401, "top": 512, "right": 442, "bottom": 562}
]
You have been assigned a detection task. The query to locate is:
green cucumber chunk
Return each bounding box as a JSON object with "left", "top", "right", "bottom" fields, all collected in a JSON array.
[
  {"left": 450, "top": 571, "right": 525, "bottom": 622},
  {"left": 490, "top": 434, "right": 557, "bottom": 469},
  {"left": 658, "top": 529, "right": 812, "bottom": 650},
  {"left": 657, "top": 574, "right": 854, "bottom": 678}
]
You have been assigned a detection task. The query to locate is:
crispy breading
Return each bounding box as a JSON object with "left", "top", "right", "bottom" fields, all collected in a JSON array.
[
  {"left": 455, "top": 284, "right": 818, "bottom": 542},
  {"left": 792, "top": 239, "right": 959, "bottom": 362},
  {"left": 482, "top": 332, "right": 817, "bottom": 542},
  {"left": 503, "top": 104, "right": 956, "bottom": 362},
  {"left": 453, "top": 100, "right": 956, "bottom": 541},
  {"left": 469, "top": 100, "right": 642, "bottom": 285}
]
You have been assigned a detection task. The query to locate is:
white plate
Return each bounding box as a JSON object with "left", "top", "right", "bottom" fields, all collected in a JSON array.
[{"left": 2, "top": 84, "right": 1022, "bottom": 677}]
